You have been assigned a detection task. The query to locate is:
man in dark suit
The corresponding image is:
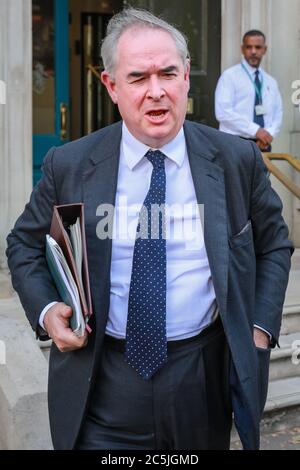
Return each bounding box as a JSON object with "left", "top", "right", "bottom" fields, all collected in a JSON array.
[{"left": 6, "top": 8, "right": 292, "bottom": 450}]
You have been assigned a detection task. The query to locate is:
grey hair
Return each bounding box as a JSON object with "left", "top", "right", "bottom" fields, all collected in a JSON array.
[{"left": 101, "top": 7, "right": 190, "bottom": 78}]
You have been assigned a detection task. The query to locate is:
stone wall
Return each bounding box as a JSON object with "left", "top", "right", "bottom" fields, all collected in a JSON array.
[{"left": 0, "top": 0, "right": 32, "bottom": 270}]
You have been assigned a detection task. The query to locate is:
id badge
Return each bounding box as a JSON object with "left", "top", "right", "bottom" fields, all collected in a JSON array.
[{"left": 255, "top": 105, "right": 265, "bottom": 116}]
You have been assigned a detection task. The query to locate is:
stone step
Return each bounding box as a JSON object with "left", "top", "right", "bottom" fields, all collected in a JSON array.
[
  {"left": 280, "top": 305, "right": 300, "bottom": 335},
  {"left": 262, "top": 377, "right": 300, "bottom": 434},
  {"left": 269, "top": 332, "right": 300, "bottom": 381},
  {"left": 266, "top": 377, "right": 300, "bottom": 413},
  {"left": 0, "top": 270, "right": 13, "bottom": 299},
  {"left": 230, "top": 376, "right": 300, "bottom": 444},
  {"left": 232, "top": 377, "right": 300, "bottom": 442},
  {"left": 0, "top": 316, "right": 52, "bottom": 449},
  {"left": 37, "top": 339, "right": 51, "bottom": 361}
]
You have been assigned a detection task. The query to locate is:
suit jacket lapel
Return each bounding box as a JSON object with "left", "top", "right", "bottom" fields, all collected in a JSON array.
[
  {"left": 82, "top": 122, "right": 122, "bottom": 335},
  {"left": 184, "top": 122, "right": 228, "bottom": 317}
]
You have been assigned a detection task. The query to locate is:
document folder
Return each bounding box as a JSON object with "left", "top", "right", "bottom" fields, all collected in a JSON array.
[{"left": 46, "top": 203, "right": 92, "bottom": 336}]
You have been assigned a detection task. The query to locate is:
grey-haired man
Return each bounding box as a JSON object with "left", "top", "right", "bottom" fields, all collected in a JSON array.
[{"left": 7, "top": 8, "right": 292, "bottom": 450}]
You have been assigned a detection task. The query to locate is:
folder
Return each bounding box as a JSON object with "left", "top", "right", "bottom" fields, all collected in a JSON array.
[
  {"left": 46, "top": 235, "right": 86, "bottom": 335},
  {"left": 46, "top": 203, "right": 92, "bottom": 336}
]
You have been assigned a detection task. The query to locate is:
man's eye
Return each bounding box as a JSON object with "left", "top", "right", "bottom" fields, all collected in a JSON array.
[
  {"left": 246, "top": 45, "right": 262, "bottom": 50},
  {"left": 131, "top": 77, "right": 145, "bottom": 83},
  {"left": 163, "top": 73, "right": 176, "bottom": 78}
]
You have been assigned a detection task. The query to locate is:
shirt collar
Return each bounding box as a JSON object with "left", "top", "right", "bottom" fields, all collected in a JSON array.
[
  {"left": 122, "top": 122, "right": 186, "bottom": 170},
  {"left": 242, "top": 58, "right": 262, "bottom": 76}
]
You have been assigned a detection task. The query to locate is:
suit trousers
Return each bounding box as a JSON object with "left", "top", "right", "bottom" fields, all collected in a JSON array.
[{"left": 76, "top": 317, "right": 232, "bottom": 450}]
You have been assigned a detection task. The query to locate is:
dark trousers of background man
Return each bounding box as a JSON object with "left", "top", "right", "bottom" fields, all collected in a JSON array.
[{"left": 76, "top": 317, "right": 232, "bottom": 450}]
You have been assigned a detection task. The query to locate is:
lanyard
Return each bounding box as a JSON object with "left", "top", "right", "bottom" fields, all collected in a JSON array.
[{"left": 241, "top": 63, "right": 264, "bottom": 103}]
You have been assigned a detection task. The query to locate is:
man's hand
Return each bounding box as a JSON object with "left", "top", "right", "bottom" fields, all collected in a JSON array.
[
  {"left": 256, "top": 139, "right": 270, "bottom": 151},
  {"left": 44, "top": 302, "right": 88, "bottom": 352},
  {"left": 255, "top": 128, "right": 273, "bottom": 147},
  {"left": 253, "top": 327, "right": 270, "bottom": 349}
]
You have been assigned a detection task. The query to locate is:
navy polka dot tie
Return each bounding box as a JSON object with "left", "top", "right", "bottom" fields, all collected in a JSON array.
[{"left": 125, "top": 150, "right": 167, "bottom": 380}]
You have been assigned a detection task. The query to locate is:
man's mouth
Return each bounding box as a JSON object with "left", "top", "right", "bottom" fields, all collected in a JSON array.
[{"left": 146, "top": 109, "right": 168, "bottom": 120}]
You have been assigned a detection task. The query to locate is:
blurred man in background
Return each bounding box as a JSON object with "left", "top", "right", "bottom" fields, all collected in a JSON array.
[{"left": 215, "top": 30, "right": 282, "bottom": 151}]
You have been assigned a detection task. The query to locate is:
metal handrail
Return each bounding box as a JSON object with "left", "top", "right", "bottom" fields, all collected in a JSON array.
[
  {"left": 262, "top": 152, "right": 300, "bottom": 199},
  {"left": 263, "top": 153, "right": 300, "bottom": 172}
]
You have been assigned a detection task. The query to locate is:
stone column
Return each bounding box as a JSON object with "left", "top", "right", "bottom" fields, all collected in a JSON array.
[
  {"left": 0, "top": 0, "right": 32, "bottom": 276},
  {"left": 240, "top": 0, "right": 271, "bottom": 70},
  {"left": 0, "top": 5, "right": 52, "bottom": 450},
  {"left": 289, "top": 2, "right": 300, "bottom": 246},
  {"left": 221, "top": 0, "right": 242, "bottom": 71},
  {"left": 267, "top": 0, "right": 300, "bottom": 240}
]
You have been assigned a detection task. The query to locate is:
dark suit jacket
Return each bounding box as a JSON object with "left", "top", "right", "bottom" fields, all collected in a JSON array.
[{"left": 6, "top": 120, "right": 293, "bottom": 449}]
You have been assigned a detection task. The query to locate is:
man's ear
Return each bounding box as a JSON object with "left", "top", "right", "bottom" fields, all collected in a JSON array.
[
  {"left": 101, "top": 71, "right": 118, "bottom": 104},
  {"left": 185, "top": 61, "right": 191, "bottom": 92}
]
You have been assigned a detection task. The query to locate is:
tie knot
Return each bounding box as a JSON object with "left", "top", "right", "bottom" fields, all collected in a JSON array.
[
  {"left": 255, "top": 70, "right": 260, "bottom": 79},
  {"left": 146, "top": 150, "right": 165, "bottom": 169}
]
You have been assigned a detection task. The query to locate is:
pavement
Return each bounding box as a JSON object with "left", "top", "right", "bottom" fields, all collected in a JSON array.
[
  {"left": 260, "top": 426, "right": 300, "bottom": 450},
  {"left": 231, "top": 425, "right": 300, "bottom": 450}
]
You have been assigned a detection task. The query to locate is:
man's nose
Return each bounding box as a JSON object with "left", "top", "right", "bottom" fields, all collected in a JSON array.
[{"left": 146, "top": 76, "right": 165, "bottom": 100}]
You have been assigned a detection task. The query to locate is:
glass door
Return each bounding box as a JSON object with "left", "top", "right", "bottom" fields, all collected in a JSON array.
[
  {"left": 32, "top": 0, "right": 69, "bottom": 185},
  {"left": 81, "top": 12, "right": 120, "bottom": 136}
]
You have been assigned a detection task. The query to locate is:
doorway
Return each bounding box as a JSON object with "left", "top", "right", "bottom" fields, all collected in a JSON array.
[{"left": 69, "top": 0, "right": 123, "bottom": 141}]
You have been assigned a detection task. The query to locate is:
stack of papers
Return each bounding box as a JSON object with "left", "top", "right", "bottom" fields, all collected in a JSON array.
[{"left": 46, "top": 218, "right": 86, "bottom": 337}]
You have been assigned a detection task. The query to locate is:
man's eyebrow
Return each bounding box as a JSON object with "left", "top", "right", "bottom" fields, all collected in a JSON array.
[
  {"left": 127, "top": 65, "right": 179, "bottom": 79},
  {"left": 160, "top": 65, "right": 179, "bottom": 73},
  {"left": 127, "top": 71, "right": 145, "bottom": 79}
]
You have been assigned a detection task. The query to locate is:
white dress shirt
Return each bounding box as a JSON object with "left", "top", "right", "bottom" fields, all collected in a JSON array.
[
  {"left": 106, "top": 123, "right": 217, "bottom": 340},
  {"left": 215, "top": 58, "right": 282, "bottom": 138}
]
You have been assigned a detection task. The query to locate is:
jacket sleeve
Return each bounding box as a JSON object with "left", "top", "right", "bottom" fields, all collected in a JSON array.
[
  {"left": 6, "top": 147, "right": 61, "bottom": 337},
  {"left": 250, "top": 142, "right": 294, "bottom": 345}
]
